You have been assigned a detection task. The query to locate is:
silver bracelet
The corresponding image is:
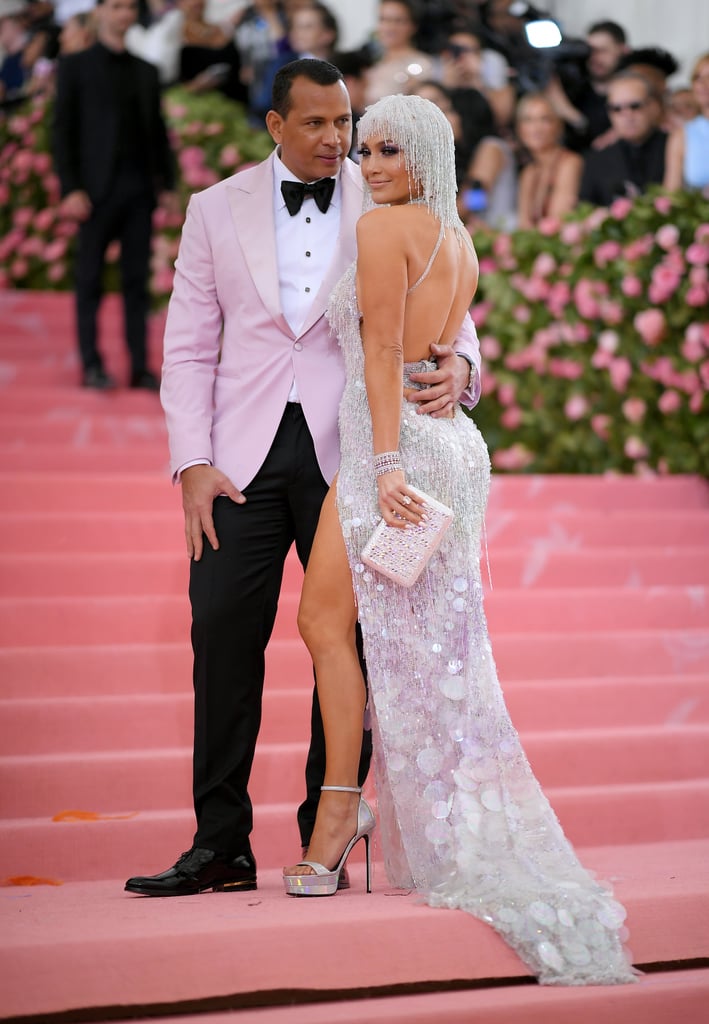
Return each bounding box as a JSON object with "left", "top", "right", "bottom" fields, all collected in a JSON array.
[{"left": 374, "top": 451, "right": 403, "bottom": 476}]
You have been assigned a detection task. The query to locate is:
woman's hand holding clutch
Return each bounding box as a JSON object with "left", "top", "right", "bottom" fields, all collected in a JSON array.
[{"left": 376, "top": 469, "right": 426, "bottom": 529}]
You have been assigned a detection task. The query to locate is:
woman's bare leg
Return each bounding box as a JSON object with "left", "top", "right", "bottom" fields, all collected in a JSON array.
[{"left": 286, "top": 482, "right": 366, "bottom": 876}]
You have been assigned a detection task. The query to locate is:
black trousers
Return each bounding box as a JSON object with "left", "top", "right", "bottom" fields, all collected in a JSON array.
[
  {"left": 189, "top": 403, "right": 372, "bottom": 858},
  {"left": 75, "top": 170, "right": 153, "bottom": 375}
]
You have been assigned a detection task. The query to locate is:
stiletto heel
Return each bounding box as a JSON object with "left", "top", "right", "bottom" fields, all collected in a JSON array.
[{"left": 283, "top": 785, "right": 375, "bottom": 897}]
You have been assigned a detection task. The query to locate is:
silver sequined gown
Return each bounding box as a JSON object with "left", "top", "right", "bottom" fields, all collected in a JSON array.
[{"left": 327, "top": 256, "right": 636, "bottom": 986}]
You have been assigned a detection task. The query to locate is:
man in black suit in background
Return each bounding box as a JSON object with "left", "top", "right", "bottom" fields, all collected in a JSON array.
[
  {"left": 579, "top": 71, "right": 667, "bottom": 208},
  {"left": 52, "top": 0, "right": 176, "bottom": 390}
]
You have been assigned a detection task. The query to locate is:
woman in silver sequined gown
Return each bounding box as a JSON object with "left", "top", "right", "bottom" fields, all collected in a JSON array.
[{"left": 286, "top": 95, "right": 636, "bottom": 986}]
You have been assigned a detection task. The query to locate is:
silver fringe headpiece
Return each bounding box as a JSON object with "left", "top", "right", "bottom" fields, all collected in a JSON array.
[{"left": 356, "top": 93, "right": 460, "bottom": 230}]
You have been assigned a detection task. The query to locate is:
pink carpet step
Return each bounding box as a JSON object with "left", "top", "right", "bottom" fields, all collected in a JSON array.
[
  {"left": 0, "top": 471, "right": 176, "bottom": 514},
  {"left": 3, "top": 724, "right": 708, "bottom": 819},
  {"left": 0, "top": 411, "right": 167, "bottom": 445},
  {"left": 3, "top": 778, "right": 709, "bottom": 881},
  {"left": 3, "top": 676, "right": 706, "bottom": 756},
  {"left": 2, "top": 587, "right": 707, "bottom": 648},
  {"left": 0, "top": 443, "right": 171, "bottom": 473},
  {"left": 5, "top": 547, "right": 709, "bottom": 599},
  {"left": 145, "top": 969, "right": 709, "bottom": 1024},
  {"left": 2, "top": 840, "right": 707, "bottom": 1021},
  {"left": 3, "top": 631, "right": 709, "bottom": 701},
  {"left": 0, "top": 387, "right": 168, "bottom": 419},
  {"left": 484, "top": 474, "right": 709, "bottom": 511},
  {"left": 3, "top": 472, "right": 707, "bottom": 515},
  {"left": 4, "top": 508, "right": 709, "bottom": 554}
]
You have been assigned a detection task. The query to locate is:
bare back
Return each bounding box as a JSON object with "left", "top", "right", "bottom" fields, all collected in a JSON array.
[{"left": 355, "top": 204, "right": 479, "bottom": 364}]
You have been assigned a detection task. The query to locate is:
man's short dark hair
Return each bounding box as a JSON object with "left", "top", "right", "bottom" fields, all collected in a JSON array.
[
  {"left": 617, "top": 47, "right": 679, "bottom": 79},
  {"left": 271, "top": 58, "right": 344, "bottom": 117},
  {"left": 587, "top": 20, "right": 627, "bottom": 46}
]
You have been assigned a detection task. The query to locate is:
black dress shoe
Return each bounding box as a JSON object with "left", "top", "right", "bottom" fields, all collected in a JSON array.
[
  {"left": 124, "top": 848, "right": 257, "bottom": 897},
  {"left": 129, "top": 370, "right": 160, "bottom": 391},
  {"left": 82, "top": 366, "right": 117, "bottom": 390}
]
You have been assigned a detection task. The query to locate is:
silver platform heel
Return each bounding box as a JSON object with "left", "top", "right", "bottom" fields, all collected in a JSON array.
[{"left": 283, "top": 785, "right": 375, "bottom": 897}]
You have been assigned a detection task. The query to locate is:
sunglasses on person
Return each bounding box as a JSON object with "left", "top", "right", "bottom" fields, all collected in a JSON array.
[{"left": 607, "top": 100, "right": 647, "bottom": 113}]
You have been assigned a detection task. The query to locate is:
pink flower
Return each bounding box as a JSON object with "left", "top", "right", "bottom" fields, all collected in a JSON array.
[
  {"left": 623, "top": 234, "right": 654, "bottom": 261},
  {"left": 658, "top": 390, "right": 681, "bottom": 414},
  {"left": 34, "top": 207, "right": 55, "bottom": 232},
  {"left": 599, "top": 299, "right": 623, "bottom": 324},
  {"left": 43, "top": 238, "right": 68, "bottom": 262},
  {"left": 585, "top": 208, "right": 609, "bottom": 231},
  {"left": 549, "top": 358, "right": 584, "bottom": 380},
  {"left": 560, "top": 221, "right": 584, "bottom": 245},
  {"left": 634, "top": 309, "right": 666, "bottom": 346},
  {"left": 591, "top": 349, "right": 613, "bottom": 370},
  {"left": 686, "top": 286, "right": 708, "bottom": 307},
  {"left": 492, "top": 444, "right": 535, "bottom": 470},
  {"left": 597, "top": 330, "right": 619, "bottom": 353},
  {"left": 594, "top": 240, "right": 622, "bottom": 267},
  {"left": 564, "top": 394, "right": 589, "bottom": 420},
  {"left": 689, "top": 266, "right": 708, "bottom": 286},
  {"left": 500, "top": 405, "right": 523, "bottom": 429},
  {"left": 13, "top": 207, "right": 33, "bottom": 228},
  {"left": 624, "top": 436, "right": 649, "bottom": 459},
  {"left": 609, "top": 357, "right": 632, "bottom": 392},
  {"left": 686, "top": 242, "right": 709, "bottom": 266},
  {"left": 681, "top": 336, "right": 705, "bottom": 362},
  {"left": 480, "top": 335, "right": 501, "bottom": 360},
  {"left": 610, "top": 197, "right": 633, "bottom": 220},
  {"left": 622, "top": 397, "right": 646, "bottom": 423},
  {"left": 537, "top": 216, "right": 560, "bottom": 236},
  {"left": 497, "top": 382, "right": 516, "bottom": 406},
  {"left": 179, "top": 146, "right": 205, "bottom": 170},
  {"left": 470, "top": 300, "right": 492, "bottom": 326},
  {"left": 493, "top": 233, "right": 512, "bottom": 258},
  {"left": 649, "top": 264, "right": 681, "bottom": 302},
  {"left": 532, "top": 252, "right": 557, "bottom": 277},
  {"left": 621, "top": 274, "right": 643, "bottom": 298},
  {"left": 47, "top": 262, "right": 67, "bottom": 283},
  {"left": 106, "top": 241, "right": 121, "bottom": 263},
  {"left": 10, "top": 258, "right": 29, "bottom": 279},
  {"left": 513, "top": 304, "right": 531, "bottom": 323},
  {"left": 219, "top": 144, "right": 241, "bottom": 167},
  {"left": 695, "top": 224, "right": 709, "bottom": 242},
  {"left": 591, "top": 414, "right": 610, "bottom": 439},
  {"left": 33, "top": 152, "right": 52, "bottom": 175},
  {"left": 654, "top": 196, "right": 673, "bottom": 215},
  {"left": 655, "top": 223, "right": 680, "bottom": 250},
  {"left": 689, "top": 392, "right": 704, "bottom": 413},
  {"left": 478, "top": 257, "right": 497, "bottom": 274}
]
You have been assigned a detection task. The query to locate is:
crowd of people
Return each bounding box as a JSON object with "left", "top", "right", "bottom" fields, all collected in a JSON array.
[{"left": 2, "top": 0, "right": 708, "bottom": 228}]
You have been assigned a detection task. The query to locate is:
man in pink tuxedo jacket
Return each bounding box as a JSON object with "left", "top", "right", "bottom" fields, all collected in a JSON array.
[{"left": 125, "top": 59, "right": 481, "bottom": 898}]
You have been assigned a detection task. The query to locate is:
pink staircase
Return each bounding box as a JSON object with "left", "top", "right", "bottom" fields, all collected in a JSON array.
[{"left": 1, "top": 290, "right": 708, "bottom": 1023}]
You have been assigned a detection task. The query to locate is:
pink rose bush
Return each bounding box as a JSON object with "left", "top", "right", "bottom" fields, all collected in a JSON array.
[
  {"left": 471, "top": 188, "right": 709, "bottom": 473},
  {"left": 0, "top": 87, "right": 273, "bottom": 295}
]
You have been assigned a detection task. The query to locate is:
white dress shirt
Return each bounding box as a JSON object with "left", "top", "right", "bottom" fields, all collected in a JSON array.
[{"left": 273, "top": 150, "right": 341, "bottom": 402}]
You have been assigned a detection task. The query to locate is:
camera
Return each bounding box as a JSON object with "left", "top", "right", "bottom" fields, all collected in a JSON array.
[{"left": 482, "top": 2, "right": 590, "bottom": 93}]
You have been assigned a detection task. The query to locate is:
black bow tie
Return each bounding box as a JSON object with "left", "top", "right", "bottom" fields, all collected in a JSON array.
[{"left": 281, "top": 177, "right": 335, "bottom": 216}]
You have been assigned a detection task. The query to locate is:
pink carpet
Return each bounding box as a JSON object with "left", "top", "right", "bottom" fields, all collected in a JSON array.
[{"left": 1, "top": 290, "right": 708, "bottom": 1023}]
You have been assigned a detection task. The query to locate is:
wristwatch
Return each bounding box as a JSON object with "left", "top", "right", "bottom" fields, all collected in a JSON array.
[{"left": 457, "top": 353, "right": 477, "bottom": 393}]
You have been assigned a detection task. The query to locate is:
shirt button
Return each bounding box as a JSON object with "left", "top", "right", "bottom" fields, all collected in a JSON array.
[
  {"left": 305, "top": 251, "right": 311, "bottom": 257},
  {"left": 294, "top": 342, "right": 303, "bottom": 351},
  {"left": 305, "top": 286, "right": 311, "bottom": 293},
  {"left": 305, "top": 216, "right": 311, "bottom": 223}
]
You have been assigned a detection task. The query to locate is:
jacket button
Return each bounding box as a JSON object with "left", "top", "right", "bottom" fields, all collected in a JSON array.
[{"left": 294, "top": 342, "right": 303, "bottom": 351}]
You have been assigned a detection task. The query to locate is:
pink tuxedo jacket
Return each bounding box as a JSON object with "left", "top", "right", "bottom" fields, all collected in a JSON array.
[{"left": 161, "top": 151, "right": 481, "bottom": 491}]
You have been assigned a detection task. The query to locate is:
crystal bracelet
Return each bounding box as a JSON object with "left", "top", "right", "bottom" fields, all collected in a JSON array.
[{"left": 374, "top": 451, "right": 403, "bottom": 476}]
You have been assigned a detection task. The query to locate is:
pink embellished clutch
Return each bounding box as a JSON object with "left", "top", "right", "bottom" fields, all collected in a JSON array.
[{"left": 361, "top": 487, "right": 454, "bottom": 588}]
